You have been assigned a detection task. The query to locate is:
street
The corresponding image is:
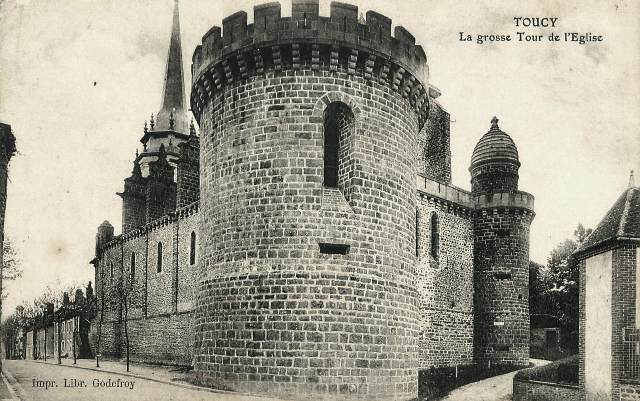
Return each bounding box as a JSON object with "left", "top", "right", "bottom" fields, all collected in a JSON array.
[{"left": 3, "top": 360, "right": 275, "bottom": 401}]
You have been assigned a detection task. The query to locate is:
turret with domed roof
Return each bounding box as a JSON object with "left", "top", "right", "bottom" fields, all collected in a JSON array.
[{"left": 471, "top": 117, "right": 535, "bottom": 368}]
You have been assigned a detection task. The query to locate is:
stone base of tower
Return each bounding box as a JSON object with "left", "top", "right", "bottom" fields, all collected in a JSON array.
[
  {"left": 472, "top": 192, "right": 535, "bottom": 368},
  {"left": 473, "top": 319, "right": 531, "bottom": 367},
  {"left": 192, "top": 270, "right": 419, "bottom": 401}
]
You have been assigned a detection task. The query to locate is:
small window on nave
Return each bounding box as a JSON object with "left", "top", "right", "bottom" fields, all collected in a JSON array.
[
  {"left": 130, "top": 252, "right": 136, "bottom": 281},
  {"left": 430, "top": 212, "right": 439, "bottom": 260},
  {"left": 190, "top": 231, "right": 196, "bottom": 266},
  {"left": 157, "top": 242, "right": 163, "bottom": 273}
]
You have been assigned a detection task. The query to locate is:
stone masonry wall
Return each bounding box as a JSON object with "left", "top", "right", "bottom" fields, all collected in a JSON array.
[
  {"left": 416, "top": 193, "right": 474, "bottom": 368},
  {"left": 194, "top": 67, "right": 421, "bottom": 400},
  {"left": 94, "top": 206, "right": 199, "bottom": 365},
  {"left": 471, "top": 163, "right": 519, "bottom": 195},
  {"left": 473, "top": 207, "right": 533, "bottom": 366},
  {"left": 177, "top": 139, "right": 200, "bottom": 208},
  {"left": 419, "top": 101, "right": 451, "bottom": 184},
  {"left": 621, "top": 384, "right": 640, "bottom": 401}
]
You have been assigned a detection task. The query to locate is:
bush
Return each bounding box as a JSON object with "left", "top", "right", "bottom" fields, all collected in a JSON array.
[{"left": 514, "top": 355, "right": 578, "bottom": 385}]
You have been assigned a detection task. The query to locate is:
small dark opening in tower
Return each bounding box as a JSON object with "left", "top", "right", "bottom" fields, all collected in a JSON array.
[
  {"left": 494, "top": 271, "right": 512, "bottom": 280},
  {"left": 303, "top": 12, "right": 307, "bottom": 28},
  {"left": 319, "top": 243, "right": 350, "bottom": 255},
  {"left": 190, "top": 231, "right": 196, "bottom": 266}
]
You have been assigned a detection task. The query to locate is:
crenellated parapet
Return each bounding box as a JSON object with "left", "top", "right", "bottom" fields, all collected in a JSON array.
[
  {"left": 190, "top": 0, "right": 430, "bottom": 127},
  {"left": 473, "top": 191, "right": 535, "bottom": 216}
]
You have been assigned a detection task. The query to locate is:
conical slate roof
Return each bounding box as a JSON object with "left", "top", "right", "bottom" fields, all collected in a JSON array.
[
  {"left": 155, "top": 0, "right": 188, "bottom": 134},
  {"left": 470, "top": 117, "right": 520, "bottom": 170},
  {"left": 576, "top": 174, "right": 640, "bottom": 256}
]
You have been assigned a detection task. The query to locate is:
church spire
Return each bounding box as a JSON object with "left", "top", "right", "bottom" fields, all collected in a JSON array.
[{"left": 156, "top": 0, "right": 187, "bottom": 133}]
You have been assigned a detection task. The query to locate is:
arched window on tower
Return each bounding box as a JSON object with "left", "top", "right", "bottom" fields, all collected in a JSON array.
[
  {"left": 110, "top": 262, "right": 113, "bottom": 283},
  {"left": 157, "top": 242, "right": 163, "bottom": 273},
  {"left": 323, "top": 102, "right": 354, "bottom": 188},
  {"left": 130, "top": 252, "right": 136, "bottom": 281},
  {"left": 430, "top": 212, "right": 439, "bottom": 260},
  {"left": 190, "top": 231, "right": 196, "bottom": 266}
]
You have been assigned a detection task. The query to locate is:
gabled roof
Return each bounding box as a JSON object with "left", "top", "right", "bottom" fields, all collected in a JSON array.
[{"left": 576, "top": 179, "right": 640, "bottom": 256}]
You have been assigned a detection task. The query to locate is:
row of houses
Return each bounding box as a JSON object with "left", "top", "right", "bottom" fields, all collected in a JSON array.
[{"left": 5, "top": 283, "right": 96, "bottom": 362}]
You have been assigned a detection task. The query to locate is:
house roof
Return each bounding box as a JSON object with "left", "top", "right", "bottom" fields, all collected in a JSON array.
[{"left": 576, "top": 174, "right": 640, "bottom": 256}]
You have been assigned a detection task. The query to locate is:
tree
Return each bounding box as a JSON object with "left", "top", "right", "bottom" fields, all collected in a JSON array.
[
  {"left": 0, "top": 239, "right": 22, "bottom": 367},
  {"left": 1, "top": 240, "right": 22, "bottom": 300},
  {"left": 529, "top": 260, "right": 552, "bottom": 316},
  {"left": 116, "top": 271, "right": 135, "bottom": 372},
  {"left": 531, "top": 223, "right": 592, "bottom": 352}
]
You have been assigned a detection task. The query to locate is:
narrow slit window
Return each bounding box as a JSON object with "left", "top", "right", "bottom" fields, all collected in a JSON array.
[
  {"left": 130, "top": 252, "right": 136, "bottom": 281},
  {"left": 190, "top": 231, "right": 197, "bottom": 266},
  {"left": 157, "top": 242, "right": 163, "bottom": 273},
  {"left": 430, "top": 212, "right": 439, "bottom": 259}
]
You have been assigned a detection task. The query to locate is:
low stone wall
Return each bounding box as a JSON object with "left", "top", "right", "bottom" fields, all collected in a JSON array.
[
  {"left": 513, "top": 378, "right": 581, "bottom": 401},
  {"left": 621, "top": 383, "right": 640, "bottom": 400}
]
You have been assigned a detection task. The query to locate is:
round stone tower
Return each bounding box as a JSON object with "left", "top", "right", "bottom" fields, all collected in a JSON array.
[
  {"left": 190, "top": 1, "right": 429, "bottom": 399},
  {"left": 470, "top": 117, "right": 535, "bottom": 367}
]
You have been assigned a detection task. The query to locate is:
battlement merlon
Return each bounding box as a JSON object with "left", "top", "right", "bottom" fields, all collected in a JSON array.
[
  {"left": 474, "top": 191, "right": 535, "bottom": 215},
  {"left": 190, "top": 0, "right": 430, "bottom": 127}
]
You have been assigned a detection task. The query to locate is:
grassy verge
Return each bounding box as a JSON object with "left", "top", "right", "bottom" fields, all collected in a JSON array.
[
  {"left": 514, "top": 355, "right": 578, "bottom": 385},
  {"left": 418, "top": 363, "right": 522, "bottom": 400}
]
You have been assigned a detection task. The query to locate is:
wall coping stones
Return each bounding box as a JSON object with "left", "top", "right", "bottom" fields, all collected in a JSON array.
[
  {"left": 416, "top": 174, "right": 535, "bottom": 217},
  {"left": 99, "top": 201, "right": 200, "bottom": 250},
  {"left": 416, "top": 174, "right": 473, "bottom": 209},
  {"left": 514, "top": 377, "right": 580, "bottom": 390}
]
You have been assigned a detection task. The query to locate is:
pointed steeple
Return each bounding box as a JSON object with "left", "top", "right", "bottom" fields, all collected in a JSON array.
[{"left": 155, "top": 0, "right": 187, "bottom": 133}]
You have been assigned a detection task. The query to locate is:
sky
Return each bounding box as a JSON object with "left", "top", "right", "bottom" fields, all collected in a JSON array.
[{"left": 0, "top": 0, "right": 638, "bottom": 315}]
